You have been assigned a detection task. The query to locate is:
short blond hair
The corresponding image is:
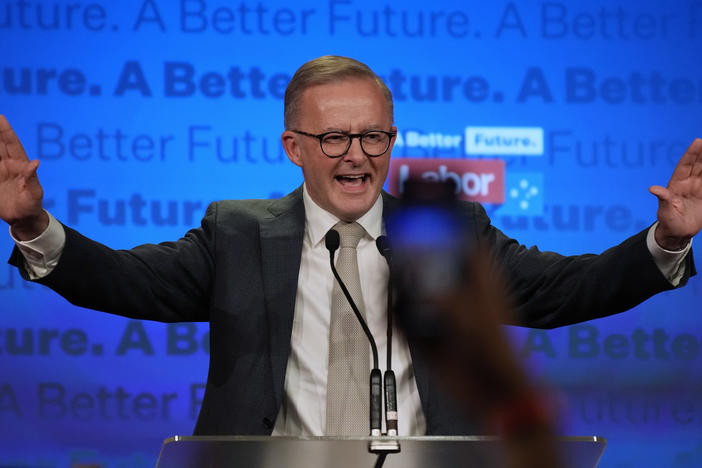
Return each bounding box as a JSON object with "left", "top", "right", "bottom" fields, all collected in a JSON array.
[{"left": 284, "top": 55, "right": 394, "bottom": 129}]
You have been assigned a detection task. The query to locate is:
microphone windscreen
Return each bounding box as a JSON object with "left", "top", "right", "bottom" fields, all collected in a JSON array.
[{"left": 325, "top": 229, "right": 340, "bottom": 252}]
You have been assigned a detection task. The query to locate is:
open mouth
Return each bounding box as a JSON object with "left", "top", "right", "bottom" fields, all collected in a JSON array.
[{"left": 335, "top": 174, "right": 368, "bottom": 187}]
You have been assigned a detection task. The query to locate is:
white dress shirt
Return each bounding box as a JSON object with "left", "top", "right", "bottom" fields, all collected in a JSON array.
[
  {"left": 10, "top": 192, "right": 690, "bottom": 436},
  {"left": 271, "top": 185, "right": 426, "bottom": 435}
]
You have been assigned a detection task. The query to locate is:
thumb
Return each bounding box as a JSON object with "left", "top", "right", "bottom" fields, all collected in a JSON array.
[
  {"left": 649, "top": 185, "right": 671, "bottom": 202},
  {"left": 22, "top": 159, "right": 40, "bottom": 179}
]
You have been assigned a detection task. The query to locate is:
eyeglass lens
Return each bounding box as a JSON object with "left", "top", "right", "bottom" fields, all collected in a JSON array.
[{"left": 321, "top": 132, "right": 390, "bottom": 157}]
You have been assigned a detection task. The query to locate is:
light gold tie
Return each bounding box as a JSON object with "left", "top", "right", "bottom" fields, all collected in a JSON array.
[{"left": 325, "top": 221, "right": 369, "bottom": 435}]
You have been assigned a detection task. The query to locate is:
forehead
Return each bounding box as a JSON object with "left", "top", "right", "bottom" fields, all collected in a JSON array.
[{"left": 297, "top": 78, "right": 391, "bottom": 130}]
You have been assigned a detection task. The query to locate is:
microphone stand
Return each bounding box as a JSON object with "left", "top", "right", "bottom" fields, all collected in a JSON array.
[{"left": 326, "top": 230, "right": 400, "bottom": 464}]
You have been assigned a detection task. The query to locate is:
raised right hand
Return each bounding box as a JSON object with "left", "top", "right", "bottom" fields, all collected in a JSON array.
[{"left": 0, "top": 115, "right": 47, "bottom": 240}]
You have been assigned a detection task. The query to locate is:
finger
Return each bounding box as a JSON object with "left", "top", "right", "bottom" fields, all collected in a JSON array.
[
  {"left": 670, "top": 138, "right": 702, "bottom": 183},
  {"left": 22, "top": 159, "right": 40, "bottom": 179},
  {"left": 0, "top": 115, "right": 29, "bottom": 161},
  {"left": 0, "top": 116, "right": 8, "bottom": 160},
  {"left": 0, "top": 115, "right": 15, "bottom": 147},
  {"left": 690, "top": 138, "right": 702, "bottom": 177},
  {"left": 649, "top": 185, "right": 672, "bottom": 202}
]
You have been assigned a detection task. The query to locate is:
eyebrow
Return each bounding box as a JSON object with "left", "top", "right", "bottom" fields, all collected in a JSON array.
[{"left": 320, "top": 125, "right": 388, "bottom": 132}]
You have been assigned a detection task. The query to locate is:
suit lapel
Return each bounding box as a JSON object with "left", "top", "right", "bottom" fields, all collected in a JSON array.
[{"left": 260, "top": 187, "right": 306, "bottom": 407}]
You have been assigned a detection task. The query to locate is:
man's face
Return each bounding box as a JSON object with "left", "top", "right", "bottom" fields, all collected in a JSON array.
[{"left": 282, "top": 78, "right": 396, "bottom": 222}]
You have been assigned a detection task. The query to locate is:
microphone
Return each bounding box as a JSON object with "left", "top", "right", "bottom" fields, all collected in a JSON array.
[
  {"left": 325, "top": 229, "right": 382, "bottom": 436},
  {"left": 376, "top": 235, "right": 398, "bottom": 436},
  {"left": 325, "top": 228, "right": 340, "bottom": 252}
]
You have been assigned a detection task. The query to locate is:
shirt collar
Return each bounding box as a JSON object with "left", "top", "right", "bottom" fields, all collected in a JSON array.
[{"left": 303, "top": 183, "right": 384, "bottom": 247}]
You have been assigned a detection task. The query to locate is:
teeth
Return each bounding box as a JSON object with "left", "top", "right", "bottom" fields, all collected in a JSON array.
[{"left": 337, "top": 175, "right": 366, "bottom": 186}]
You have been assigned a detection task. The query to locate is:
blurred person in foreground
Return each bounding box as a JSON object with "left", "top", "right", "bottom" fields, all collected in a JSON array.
[{"left": 437, "top": 250, "right": 561, "bottom": 468}]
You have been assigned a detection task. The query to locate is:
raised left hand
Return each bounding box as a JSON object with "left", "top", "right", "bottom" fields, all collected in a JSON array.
[{"left": 649, "top": 138, "right": 702, "bottom": 250}]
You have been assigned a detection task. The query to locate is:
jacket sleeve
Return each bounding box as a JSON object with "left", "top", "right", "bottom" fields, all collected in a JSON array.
[
  {"left": 8, "top": 202, "right": 219, "bottom": 323},
  {"left": 472, "top": 202, "right": 696, "bottom": 329}
]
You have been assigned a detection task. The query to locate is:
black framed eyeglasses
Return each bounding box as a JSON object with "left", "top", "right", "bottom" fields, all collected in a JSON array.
[{"left": 291, "top": 129, "right": 396, "bottom": 158}]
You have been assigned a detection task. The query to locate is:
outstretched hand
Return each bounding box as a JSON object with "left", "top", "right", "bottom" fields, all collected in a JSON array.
[
  {"left": 0, "top": 115, "right": 47, "bottom": 240},
  {"left": 650, "top": 138, "right": 702, "bottom": 251}
]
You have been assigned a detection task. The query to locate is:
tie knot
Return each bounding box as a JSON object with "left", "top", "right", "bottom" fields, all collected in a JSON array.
[{"left": 333, "top": 221, "right": 365, "bottom": 248}]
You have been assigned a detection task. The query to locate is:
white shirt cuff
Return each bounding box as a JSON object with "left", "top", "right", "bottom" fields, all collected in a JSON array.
[
  {"left": 646, "top": 222, "right": 691, "bottom": 287},
  {"left": 9, "top": 211, "right": 66, "bottom": 279}
]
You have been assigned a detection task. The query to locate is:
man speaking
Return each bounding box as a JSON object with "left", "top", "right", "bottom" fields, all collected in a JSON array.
[{"left": 0, "top": 56, "right": 699, "bottom": 436}]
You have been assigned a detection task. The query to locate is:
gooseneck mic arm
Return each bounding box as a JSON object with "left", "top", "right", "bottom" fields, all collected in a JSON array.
[
  {"left": 325, "top": 229, "right": 382, "bottom": 436},
  {"left": 375, "top": 236, "right": 393, "bottom": 370},
  {"left": 376, "top": 235, "right": 398, "bottom": 436},
  {"left": 325, "top": 230, "right": 379, "bottom": 368}
]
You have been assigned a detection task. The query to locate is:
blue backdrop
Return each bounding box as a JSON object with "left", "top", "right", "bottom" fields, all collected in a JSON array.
[{"left": 1, "top": 1, "right": 701, "bottom": 466}]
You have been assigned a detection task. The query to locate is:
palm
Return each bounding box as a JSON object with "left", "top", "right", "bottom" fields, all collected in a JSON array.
[
  {"left": 650, "top": 138, "right": 702, "bottom": 247},
  {"left": 0, "top": 115, "right": 44, "bottom": 225}
]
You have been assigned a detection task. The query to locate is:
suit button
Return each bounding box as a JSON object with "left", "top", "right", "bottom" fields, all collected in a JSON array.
[{"left": 263, "top": 417, "right": 273, "bottom": 429}]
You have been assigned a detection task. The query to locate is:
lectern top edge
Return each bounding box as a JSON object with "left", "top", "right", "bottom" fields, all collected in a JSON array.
[{"left": 162, "top": 434, "right": 606, "bottom": 445}]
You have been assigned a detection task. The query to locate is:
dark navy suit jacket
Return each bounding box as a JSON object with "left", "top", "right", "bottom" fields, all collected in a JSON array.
[{"left": 10, "top": 187, "right": 694, "bottom": 435}]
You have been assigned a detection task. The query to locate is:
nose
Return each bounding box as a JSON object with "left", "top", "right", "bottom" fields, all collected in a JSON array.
[{"left": 342, "top": 135, "right": 366, "bottom": 164}]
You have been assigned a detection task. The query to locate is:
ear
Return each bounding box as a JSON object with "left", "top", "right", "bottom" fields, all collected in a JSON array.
[
  {"left": 387, "top": 126, "right": 398, "bottom": 156},
  {"left": 282, "top": 130, "right": 303, "bottom": 167}
]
